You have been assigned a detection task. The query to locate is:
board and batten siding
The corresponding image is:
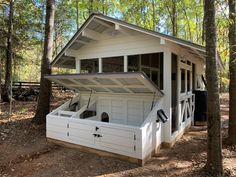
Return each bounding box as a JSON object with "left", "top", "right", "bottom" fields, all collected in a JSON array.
[
  {"left": 66, "top": 30, "right": 168, "bottom": 62},
  {"left": 46, "top": 115, "right": 143, "bottom": 159},
  {"left": 93, "top": 94, "right": 153, "bottom": 126},
  {"left": 46, "top": 95, "right": 165, "bottom": 161}
]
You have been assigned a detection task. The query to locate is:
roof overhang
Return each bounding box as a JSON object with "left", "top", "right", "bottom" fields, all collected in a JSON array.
[{"left": 51, "top": 12, "right": 223, "bottom": 70}]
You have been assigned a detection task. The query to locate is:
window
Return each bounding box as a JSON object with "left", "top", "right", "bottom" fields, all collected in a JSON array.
[
  {"left": 128, "top": 53, "right": 163, "bottom": 89},
  {"left": 181, "top": 69, "right": 185, "bottom": 93},
  {"left": 187, "top": 70, "right": 191, "bottom": 92},
  {"left": 102, "top": 56, "right": 124, "bottom": 72},
  {"left": 81, "top": 59, "right": 98, "bottom": 73},
  {"left": 192, "top": 63, "right": 196, "bottom": 90},
  {"left": 128, "top": 55, "right": 139, "bottom": 72}
]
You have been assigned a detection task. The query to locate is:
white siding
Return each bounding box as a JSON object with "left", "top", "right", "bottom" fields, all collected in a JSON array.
[{"left": 67, "top": 31, "right": 167, "bottom": 61}]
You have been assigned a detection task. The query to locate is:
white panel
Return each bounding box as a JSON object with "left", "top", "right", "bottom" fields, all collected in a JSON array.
[
  {"left": 67, "top": 32, "right": 165, "bottom": 60},
  {"left": 47, "top": 117, "right": 68, "bottom": 128},
  {"left": 99, "top": 126, "right": 135, "bottom": 154},
  {"left": 69, "top": 121, "right": 95, "bottom": 145},
  {"left": 47, "top": 130, "right": 68, "bottom": 142}
]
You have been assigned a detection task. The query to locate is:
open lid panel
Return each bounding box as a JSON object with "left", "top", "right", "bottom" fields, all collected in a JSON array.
[{"left": 45, "top": 72, "right": 164, "bottom": 96}]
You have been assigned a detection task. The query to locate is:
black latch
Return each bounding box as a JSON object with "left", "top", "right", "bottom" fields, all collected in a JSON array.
[
  {"left": 157, "top": 109, "right": 168, "bottom": 123},
  {"left": 95, "top": 127, "right": 99, "bottom": 131},
  {"left": 93, "top": 133, "right": 102, "bottom": 137}
]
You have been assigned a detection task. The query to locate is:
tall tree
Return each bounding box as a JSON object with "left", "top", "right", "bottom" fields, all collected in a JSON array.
[
  {"left": 2, "top": 0, "right": 14, "bottom": 102},
  {"left": 33, "top": 0, "right": 55, "bottom": 124},
  {"left": 204, "top": 0, "right": 223, "bottom": 176},
  {"left": 228, "top": 0, "right": 236, "bottom": 145}
]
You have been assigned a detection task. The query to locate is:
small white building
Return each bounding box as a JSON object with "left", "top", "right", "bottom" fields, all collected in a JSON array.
[{"left": 46, "top": 13, "right": 221, "bottom": 165}]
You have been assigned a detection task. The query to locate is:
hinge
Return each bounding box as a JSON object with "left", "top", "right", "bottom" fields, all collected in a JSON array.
[
  {"left": 134, "top": 145, "right": 136, "bottom": 151},
  {"left": 67, "top": 132, "right": 69, "bottom": 136},
  {"left": 67, "top": 123, "right": 69, "bottom": 128},
  {"left": 134, "top": 134, "right": 136, "bottom": 141}
]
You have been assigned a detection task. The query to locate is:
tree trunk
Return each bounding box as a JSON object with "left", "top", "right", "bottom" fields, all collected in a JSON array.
[
  {"left": 172, "top": 0, "right": 177, "bottom": 37},
  {"left": 204, "top": 0, "right": 223, "bottom": 176},
  {"left": 202, "top": 0, "right": 206, "bottom": 44},
  {"left": 2, "top": 0, "right": 14, "bottom": 102},
  {"left": 88, "top": 0, "right": 93, "bottom": 14},
  {"left": 76, "top": 0, "right": 79, "bottom": 29},
  {"left": 0, "top": 56, "right": 2, "bottom": 104},
  {"left": 152, "top": 0, "right": 156, "bottom": 31},
  {"left": 32, "top": 0, "right": 55, "bottom": 124},
  {"left": 228, "top": 0, "right": 236, "bottom": 145}
]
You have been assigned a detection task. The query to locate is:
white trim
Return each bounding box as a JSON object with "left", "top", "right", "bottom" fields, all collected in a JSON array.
[
  {"left": 76, "top": 59, "right": 81, "bottom": 73},
  {"left": 124, "top": 55, "right": 128, "bottom": 72},
  {"left": 99, "top": 58, "right": 102, "bottom": 73}
]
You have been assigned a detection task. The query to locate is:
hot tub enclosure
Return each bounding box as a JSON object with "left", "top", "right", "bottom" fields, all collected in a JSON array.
[{"left": 46, "top": 13, "right": 222, "bottom": 165}]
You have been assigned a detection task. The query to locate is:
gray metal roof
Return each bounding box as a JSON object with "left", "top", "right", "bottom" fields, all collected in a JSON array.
[{"left": 51, "top": 12, "right": 223, "bottom": 69}]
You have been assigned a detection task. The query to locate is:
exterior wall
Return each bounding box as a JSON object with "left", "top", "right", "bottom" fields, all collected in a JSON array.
[
  {"left": 168, "top": 43, "right": 205, "bottom": 143},
  {"left": 46, "top": 93, "right": 165, "bottom": 161},
  {"left": 48, "top": 29, "right": 206, "bottom": 162},
  {"left": 46, "top": 115, "right": 143, "bottom": 159},
  {"left": 69, "top": 31, "right": 205, "bottom": 145},
  {"left": 67, "top": 31, "right": 167, "bottom": 61},
  {"left": 79, "top": 93, "right": 155, "bottom": 127}
]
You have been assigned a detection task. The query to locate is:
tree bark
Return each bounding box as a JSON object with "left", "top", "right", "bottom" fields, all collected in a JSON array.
[
  {"left": 172, "top": 0, "right": 177, "bottom": 37},
  {"left": 76, "top": 0, "right": 79, "bottom": 29},
  {"left": 2, "top": 0, "right": 14, "bottom": 102},
  {"left": 204, "top": 0, "right": 223, "bottom": 176},
  {"left": 228, "top": 0, "right": 236, "bottom": 145},
  {"left": 202, "top": 0, "right": 206, "bottom": 44},
  {"left": 88, "top": 0, "right": 93, "bottom": 14},
  {"left": 32, "top": 0, "right": 55, "bottom": 124}
]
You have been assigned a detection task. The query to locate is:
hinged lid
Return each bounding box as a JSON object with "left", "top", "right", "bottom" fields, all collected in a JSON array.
[{"left": 45, "top": 72, "right": 164, "bottom": 96}]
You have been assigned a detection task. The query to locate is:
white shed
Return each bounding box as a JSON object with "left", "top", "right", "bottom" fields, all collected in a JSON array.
[{"left": 45, "top": 13, "right": 221, "bottom": 165}]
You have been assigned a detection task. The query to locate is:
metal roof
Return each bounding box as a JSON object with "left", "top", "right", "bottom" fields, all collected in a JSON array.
[{"left": 51, "top": 12, "right": 223, "bottom": 69}]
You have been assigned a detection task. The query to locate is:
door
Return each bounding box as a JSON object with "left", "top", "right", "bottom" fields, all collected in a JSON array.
[
  {"left": 68, "top": 120, "right": 96, "bottom": 147},
  {"left": 99, "top": 126, "right": 136, "bottom": 154},
  {"left": 179, "top": 60, "right": 193, "bottom": 123},
  {"left": 68, "top": 120, "right": 137, "bottom": 155}
]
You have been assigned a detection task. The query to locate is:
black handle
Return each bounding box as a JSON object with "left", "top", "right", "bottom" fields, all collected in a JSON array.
[
  {"left": 93, "top": 133, "right": 102, "bottom": 138},
  {"left": 93, "top": 133, "right": 97, "bottom": 137}
]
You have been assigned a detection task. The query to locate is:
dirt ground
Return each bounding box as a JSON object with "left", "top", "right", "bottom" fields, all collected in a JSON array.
[{"left": 0, "top": 92, "right": 235, "bottom": 177}]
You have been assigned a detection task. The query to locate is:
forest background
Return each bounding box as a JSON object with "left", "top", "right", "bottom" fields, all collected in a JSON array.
[{"left": 0, "top": 0, "right": 230, "bottom": 92}]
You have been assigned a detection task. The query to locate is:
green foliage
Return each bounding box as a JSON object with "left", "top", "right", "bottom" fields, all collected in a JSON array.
[{"left": 0, "top": 0, "right": 230, "bottom": 91}]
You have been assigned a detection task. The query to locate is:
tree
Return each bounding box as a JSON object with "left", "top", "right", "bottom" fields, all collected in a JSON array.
[
  {"left": 228, "top": 0, "right": 236, "bottom": 145},
  {"left": 204, "top": 0, "right": 223, "bottom": 176},
  {"left": 33, "top": 0, "right": 55, "bottom": 124},
  {"left": 2, "top": 0, "right": 14, "bottom": 102}
]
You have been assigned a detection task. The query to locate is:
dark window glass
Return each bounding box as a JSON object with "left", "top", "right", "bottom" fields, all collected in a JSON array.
[
  {"left": 150, "top": 53, "right": 160, "bottom": 68},
  {"left": 192, "top": 63, "right": 196, "bottom": 90},
  {"left": 187, "top": 60, "right": 191, "bottom": 65},
  {"left": 142, "top": 67, "right": 151, "bottom": 78},
  {"left": 128, "top": 55, "right": 139, "bottom": 72},
  {"left": 181, "top": 69, "right": 185, "bottom": 93},
  {"left": 187, "top": 70, "right": 191, "bottom": 92},
  {"left": 81, "top": 59, "right": 98, "bottom": 73},
  {"left": 142, "top": 53, "right": 164, "bottom": 89},
  {"left": 141, "top": 54, "right": 150, "bottom": 66},
  {"left": 102, "top": 56, "right": 124, "bottom": 72}
]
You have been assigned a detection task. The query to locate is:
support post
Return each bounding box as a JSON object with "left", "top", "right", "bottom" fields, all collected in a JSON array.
[
  {"left": 124, "top": 55, "right": 128, "bottom": 72},
  {"left": 76, "top": 58, "right": 81, "bottom": 73},
  {"left": 163, "top": 51, "right": 172, "bottom": 143},
  {"left": 99, "top": 58, "right": 102, "bottom": 73}
]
